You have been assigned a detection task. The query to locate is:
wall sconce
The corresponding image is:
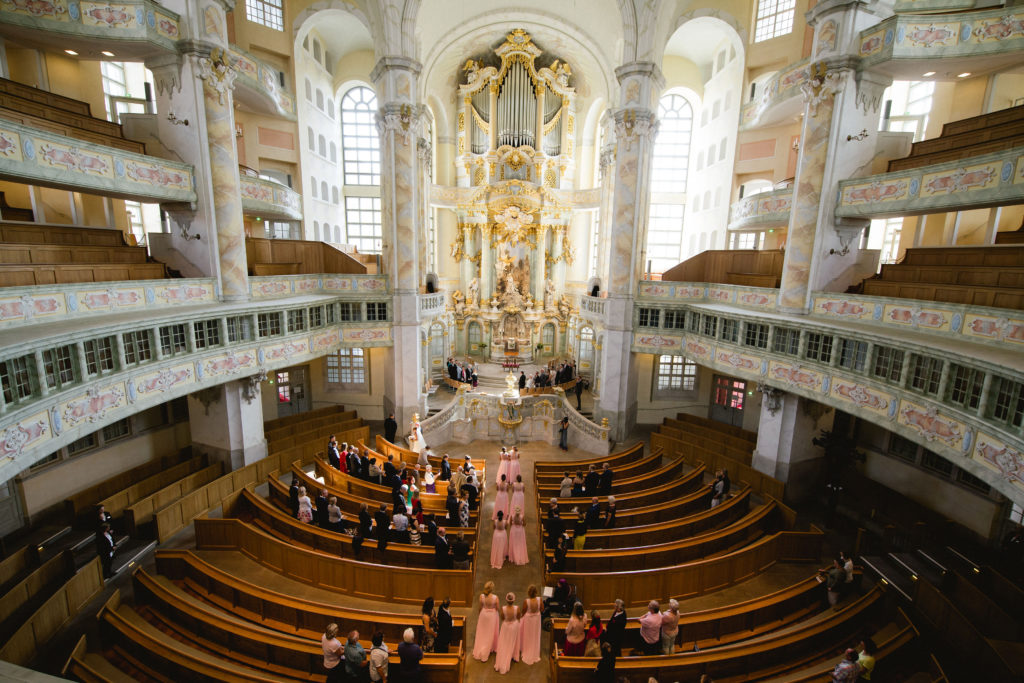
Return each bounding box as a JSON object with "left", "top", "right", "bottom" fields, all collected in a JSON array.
[
  {"left": 846, "top": 129, "right": 868, "bottom": 142},
  {"left": 235, "top": 124, "right": 243, "bottom": 138},
  {"left": 167, "top": 111, "right": 188, "bottom": 126},
  {"left": 791, "top": 138, "right": 800, "bottom": 152}
]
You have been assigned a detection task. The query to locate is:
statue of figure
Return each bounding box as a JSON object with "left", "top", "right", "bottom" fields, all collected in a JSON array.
[
  {"left": 467, "top": 277, "right": 479, "bottom": 306},
  {"left": 544, "top": 278, "right": 556, "bottom": 309},
  {"left": 557, "top": 294, "right": 571, "bottom": 319},
  {"left": 452, "top": 289, "right": 466, "bottom": 316}
]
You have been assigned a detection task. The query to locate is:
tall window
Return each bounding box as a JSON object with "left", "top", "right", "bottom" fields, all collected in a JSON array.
[
  {"left": 648, "top": 93, "right": 694, "bottom": 275},
  {"left": 100, "top": 62, "right": 126, "bottom": 120},
  {"left": 882, "top": 81, "right": 935, "bottom": 141},
  {"left": 656, "top": 355, "right": 697, "bottom": 392},
  {"left": 754, "top": 0, "right": 796, "bottom": 42},
  {"left": 345, "top": 197, "right": 382, "bottom": 254},
  {"left": 326, "top": 348, "right": 366, "bottom": 386},
  {"left": 341, "top": 87, "right": 380, "bottom": 186},
  {"left": 244, "top": 0, "right": 283, "bottom": 30}
]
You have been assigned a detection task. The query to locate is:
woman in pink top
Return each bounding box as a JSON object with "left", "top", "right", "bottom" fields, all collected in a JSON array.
[
  {"left": 494, "top": 592, "right": 521, "bottom": 673},
  {"left": 321, "top": 622, "right": 344, "bottom": 683},
  {"left": 507, "top": 508, "right": 529, "bottom": 565},
  {"left": 519, "top": 585, "right": 542, "bottom": 665},
  {"left": 472, "top": 581, "right": 500, "bottom": 661},
  {"left": 510, "top": 475, "right": 526, "bottom": 516},
  {"left": 492, "top": 475, "right": 510, "bottom": 520},
  {"left": 496, "top": 447, "right": 509, "bottom": 483},
  {"left": 660, "top": 598, "right": 680, "bottom": 654},
  {"left": 490, "top": 511, "right": 509, "bottom": 569},
  {"left": 507, "top": 447, "right": 521, "bottom": 482},
  {"left": 563, "top": 602, "right": 586, "bottom": 656}
]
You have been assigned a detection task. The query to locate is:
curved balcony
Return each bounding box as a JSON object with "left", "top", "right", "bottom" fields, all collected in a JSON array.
[
  {"left": 0, "top": 283, "right": 393, "bottom": 480},
  {"left": 238, "top": 170, "right": 302, "bottom": 221},
  {"left": 859, "top": 8, "right": 1024, "bottom": 77},
  {"left": 228, "top": 45, "right": 297, "bottom": 120},
  {"left": 418, "top": 291, "right": 447, "bottom": 319},
  {"left": 0, "top": 0, "right": 179, "bottom": 60},
  {"left": 739, "top": 58, "right": 810, "bottom": 130},
  {"left": 634, "top": 281, "right": 1024, "bottom": 507},
  {"left": 728, "top": 188, "right": 792, "bottom": 231},
  {"left": 0, "top": 118, "right": 195, "bottom": 204}
]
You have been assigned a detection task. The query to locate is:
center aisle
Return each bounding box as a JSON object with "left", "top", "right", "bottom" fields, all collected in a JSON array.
[{"left": 445, "top": 439, "right": 564, "bottom": 682}]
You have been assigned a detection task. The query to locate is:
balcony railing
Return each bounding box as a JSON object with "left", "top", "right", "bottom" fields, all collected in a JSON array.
[{"left": 729, "top": 188, "right": 793, "bottom": 231}]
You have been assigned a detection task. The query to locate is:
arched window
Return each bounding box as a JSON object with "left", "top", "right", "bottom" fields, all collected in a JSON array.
[
  {"left": 647, "top": 93, "right": 695, "bottom": 274},
  {"left": 578, "top": 327, "right": 595, "bottom": 379},
  {"left": 542, "top": 324, "right": 555, "bottom": 348},
  {"left": 313, "top": 221, "right": 319, "bottom": 240},
  {"left": 313, "top": 39, "right": 322, "bottom": 63},
  {"left": 316, "top": 88, "right": 324, "bottom": 110},
  {"left": 307, "top": 127, "right": 314, "bottom": 150},
  {"left": 304, "top": 78, "right": 312, "bottom": 101},
  {"left": 334, "top": 225, "right": 341, "bottom": 243},
  {"left": 310, "top": 177, "right": 317, "bottom": 198},
  {"left": 320, "top": 180, "right": 328, "bottom": 199},
  {"left": 329, "top": 142, "right": 337, "bottom": 163},
  {"left": 332, "top": 186, "right": 339, "bottom": 204},
  {"left": 468, "top": 321, "right": 482, "bottom": 350},
  {"left": 340, "top": 86, "right": 380, "bottom": 186},
  {"left": 318, "top": 134, "right": 326, "bottom": 157},
  {"left": 327, "top": 99, "right": 334, "bottom": 119}
]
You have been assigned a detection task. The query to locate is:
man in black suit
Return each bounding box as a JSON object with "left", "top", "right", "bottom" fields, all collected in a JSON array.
[
  {"left": 445, "top": 489, "right": 459, "bottom": 525},
  {"left": 373, "top": 504, "right": 390, "bottom": 551},
  {"left": 384, "top": 413, "right": 398, "bottom": 444},
  {"left": 359, "top": 449, "right": 371, "bottom": 480},
  {"left": 434, "top": 527, "right": 452, "bottom": 569},
  {"left": 518, "top": 371, "right": 526, "bottom": 389},
  {"left": 346, "top": 449, "right": 361, "bottom": 478},
  {"left": 598, "top": 462, "right": 614, "bottom": 496},
  {"left": 315, "top": 488, "right": 329, "bottom": 528},
  {"left": 423, "top": 513, "right": 438, "bottom": 546},
  {"left": 585, "top": 497, "right": 602, "bottom": 529},
  {"left": 435, "top": 598, "right": 453, "bottom": 653},
  {"left": 574, "top": 378, "right": 584, "bottom": 410},
  {"left": 327, "top": 436, "right": 341, "bottom": 470},
  {"left": 288, "top": 478, "right": 300, "bottom": 518},
  {"left": 358, "top": 503, "right": 373, "bottom": 538},
  {"left": 451, "top": 532, "right": 471, "bottom": 570},
  {"left": 545, "top": 500, "right": 565, "bottom": 549},
  {"left": 439, "top": 454, "right": 452, "bottom": 481},
  {"left": 584, "top": 464, "right": 600, "bottom": 495},
  {"left": 96, "top": 522, "right": 115, "bottom": 579}
]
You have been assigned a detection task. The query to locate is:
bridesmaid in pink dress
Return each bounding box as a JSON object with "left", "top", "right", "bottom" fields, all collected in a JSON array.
[
  {"left": 496, "top": 447, "right": 509, "bottom": 484},
  {"left": 519, "top": 585, "right": 542, "bottom": 665},
  {"left": 471, "top": 581, "right": 500, "bottom": 661},
  {"left": 508, "top": 508, "right": 529, "bottom": 565},
  {"left": 510, "top": 475, "right": 525, "bottom": 516},
  {"left": 494, "top": 593, "right": 521, "bottom": 674},
  {"left": 492, "top": 476, "right": 510, "bottom": 520},
  {"left": 490, "top": 511, "right": 509, "bottom": 569},
  {"left": 507, "top": 447, "right": 521, "bottom": 483}
]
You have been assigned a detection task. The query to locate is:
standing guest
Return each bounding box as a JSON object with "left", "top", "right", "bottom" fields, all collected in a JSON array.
[
  {"left": 358, "top": 503, "right": 373, "bottom": 537},
  {"left": 424, "top": 465, "right": 436, "bottom": 493},
  {"left": 327, "top": 436, "right": 340, "bottom": 470},
  {"left": 452, "top": 532, "right": 471, "bottom": 569},
  {"left": 546, "top": 501, "right": 565, "bottom": 549},
  {"left": 840, "top": 551, "right": 855, "bottom": 590},
  {"left": 559, "top": 417, "right": 570, "bottom": 451},
  {"left": 434, "top": 527, "right": 452, "bottom": 568},
  {"left": 95, "top": 504, "right": 113, "bottom": 532},
  {"left": 347, "top": 449, "right": 361, "bottom": 478},
  {"left": 559, "top": 472, "right": 573, "bottom": 498},
  {"left": 552, "top": 532, "right": 569, "bottom": 572},
  {"left": 368, "top": 458, "right": 382, "bottom": 484},
  {"left": 462, "top": 473, "right": 480, "bottom": 511},
  {"left": 857, "top": 638, "right": 877, "bottom": 680},
  {"left": 584, "top": 464, "right": 600, "bottom": 495},
  {"left": 574, "top": 378, "right": 584, "bottom": 410},
  {"left": 435, "top": 597, "right": 453, "bottom": 653},
  {"left": 510, "top": 475, "right": 526, "bottom": 514},
  {"left": 96, "top": 522, "right": 116, "bottom": 579},
  {"left": 397, "top": 628, "right": 423, "bottom": 681},
  {"left": 327, "top": 497, "right": 343, "bottom": 532},
  {"left": 606, "top": 599, "right": 627, "bottom": 657},
  {"left": 423, "top": 513, "right": 438, "bottom": 545},
  {"left": 572, "top": 471, "right": 585, "bottom": 497},
  {"left": 721, "top": 468, "right": 732, "bottom": 496},
  {"left": 297, "top": 487, "right": 314, "bottom": 523},
  {"left": 359, "top": 449, "right": 371, "bottom": 480},
  {"left": 315, "top": 488, "right": 330, "bottom": 528},
  {"left": 824, "top": 557, "right": 846, "bottom": 607},
  {"left": 445, "top": 489, "right": 459, "bottom": 525},
  {"left": 508, "top": 508, "right": 529, "bottom": 565},
  {"left": 507, "top": 447, "right": 521, "bottom": 482},
  {"left": 563, "top": 602, "right": 587, "bottom": 656},
  {"left": 383, "top": 455, "right": 398, "bottom": 484},
  {"left": 420, "top": 597, "right": 438, "bottom": 652},
  {"left": 639, "top": 601, "right": 663, "bottom": 655},
  {"left": 343, "top": 629, "right": 368, "bottom": 682},
  {"left": 374, "top": 504, "right": 390, "bottom": 551},
  {"left": 439, "top": 454, "right": 452, "bottom": 481},
  {"left": 472, "top": 581, "right": 500, "bottom": 662},
  {"left": 585, "top": 497, "right": 602, "bottom": 529},
  {"left": 518, "top": 371, "right": 526, "bottom": 389},
  {"left": 337, "top": 444, "right": 348, "bottom": 474},
  {"left": 585, "top": 611, "right": 605, "bottom": 656},
  {"left": 604, "top": 497, "right": 617, "bottom": 528},
  {"left": 321, "top": 623, "right": 344, "bottom": 683},
  {"left": 598, "top": 462, "right": 614, "bottom": 495},
  {"left": 519, "top": 585, "right": 542, "bottom": 665},
  {"left": 831, "top": 648, "right": 862, "bottom": 683},
  {"left": 408, "top": 517, "right": 422, "bottom": 546},
  {"left": 493, "top": 475, "right": 510, "bottom": 520},
  {"left": 419, "top": 444, "right": 432, "bottom": 468},
  {"left": 449, "top": 465, "right": 467, "bottom": 496},
  {"left": 491, "top": 511, "right": 509, "bottom": 569},
  {"left": 660, "top": 599, "right": 679, "bottom": 654},
  {"left": 458, "top": 491, "right": 471, "bottom": 528},
  {"left": 573, "top": 510, "right": 588, "bottom": 550},
  {"left": 288, "top": 477, "right": 300, "bottom": 518},
  {"left": 391, "top": 507, "right": 409, "bottom": 543},
  {"left": 494, "top": 592, "right": 521, "bottom": 674},
  {"left": 595, "top": 641, "right": 616, "bottom": 682},
  {"left": 410, "top": 491, "right": 424, "bottom": 525},
  {"left": 368, "top": 631, "right": 389, "bottom": 683},
  {"left": 384, "top": 412, "right": 398, "bottom": 444},
  {"left": 710, "top": 469, "right": 725, "bottom": 508}
]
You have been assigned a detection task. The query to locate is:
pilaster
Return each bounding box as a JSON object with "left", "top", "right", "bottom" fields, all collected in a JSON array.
[
  {"left": 751, "top": 390, "right": 834, "bottom": 502},
  {"left": 188, "top": 379, "right": 267, "bottom": 472}
]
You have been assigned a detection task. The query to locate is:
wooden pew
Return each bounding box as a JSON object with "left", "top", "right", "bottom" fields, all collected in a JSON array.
[
  {"left": 0, "top": 262, "right": 167, "bottom": 287},
  {"left": 862, "top": 278, "right": 1024, "bottom": 311},
  {"left": 263, "top": 404, "right": 346, "bottom": 432},
  {"left": 550, "top": 584, "right": 885, "bottom": 682},
  {"left": 264, "top": 409, "right": 357, "bottom": 442},
  {"left": 194, "top": 516, "right": 476, "bottom": 606},
  {"left": 560, "top": 485, "right": 752, "bottom": 550},
  {"left": 64, "top": 451, "right": 192, "bottom": 525},
  {"left": 0, "top": 545, "right": 39, "bottom": 594},
  {"left": 268, "top": 471, "right": 480, "bottom": 539},
  {"left": 98, "top": 455, "right": 207, "bottom": 519},
  {"left": 652, "top": 430, "right": 785, "bottom": 499},
  {"left": 233, "top": 487, "right": 473, "bottom": 570},
  {"left": 534, "top": 442, "right": 645, "bottom": 475},
  {"left": 550, "top": 500, "right": 783, "bottom": 572},
  {"left": 373, "top": 436, "right": 487, "bottom": 475},
  {"left": 0, "top": 107, "right": 145, "bottom": 153},
  {"left": 154, "top": 548, "right": 468, "bottom": 648},
  {"left": 313, "top": 458, "right": 458, "bottom": 513},
  {"left": 124, "top": 462, "right": 224, "bottom": 537},
  {"left": 673, "top": 411, "right": 757, "bottom": 441},
  {"left": 0, "top": 223, "right": 127, "bottom": 246},
  {"left": 269, "top": 424, "right": 370, "bottom": 466},
  {"left": 550, "top": 571, "right": 836, "bottom": 653},
  {"left": 0, "top": 243, "right": 148, "bottom": 265},
  {"left": 548, "top": 524, "right": 824, "bottom": 609},
  {"left": 0, "top": 550, "right": 74, "bottom": 639},
  {"left": 535, "top": 448, "right": 663, "bottom": 486},
  {"left": 549, "top": 479, "right": 716, "bottom": 529},
  {"left": 537, "top": 463, "right": 706, "bottom": 514},
  {"left": 62, "top": 634, "right": 137, "bottom": 682},
  {"left": 536, "top": 454, "right": 686, "bottom": 497},
  {"left": 266, "top": 417, "right": 365, "bottom": 452}
]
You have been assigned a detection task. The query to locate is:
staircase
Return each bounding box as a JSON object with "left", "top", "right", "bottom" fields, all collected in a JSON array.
[{"left": 887, "top": 104, "right": 1024, "bottom": 172}]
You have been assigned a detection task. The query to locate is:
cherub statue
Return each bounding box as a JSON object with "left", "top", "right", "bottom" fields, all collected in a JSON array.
[
  {"left": 452, "top": 289, "right": 466, "bottom": 316},
  {"left": 557, "top": 294, "right": 571, "bottom": 319}
]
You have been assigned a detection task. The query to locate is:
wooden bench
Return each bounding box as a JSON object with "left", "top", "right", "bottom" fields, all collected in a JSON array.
[
  {"left": 534, "top": 442, "right": 645, "bottom": 475},
  {"left": 0, "top": 77, "right": 92, "bottom": 116},
  {"left": 0, "top": 550, "right": 74, "bottom": 641},
  {"left": 124, "top": 462, "right": 224, "bottom": 537},
  {"left": 0, "top": 106, "right": 144, "bottom": 153},
  {"left": 98, "top": 455, "right": 207, "bottom": 519},
  {"left": 193, "top": 516, "right": 476, "bottom": 606},
  {"left": 0, "top": 545, "right": 39, "bottom": 595},
  {"left": 314, "top": 459, "right": 461, "bottom": 513},
  {"left": 888, "top": 133, "right": 1024, "bottom": 171},
  {"left": 373, "top": 435, "right": 488, "bottom": 475},
  {"left": 64, "top": 451, "right": 193, "bottom": 525},
  {"left": 878, "top": 264, "right": 1024, "bottom": 288},
  {"left": 0, "top": 243, "right": 147, "bottom": 265},
  {"left": 535, "top": 448, "right": 663, "bottom": 486},
  {"left": 251, "top": 262, "right": 300, "bottom": 276},
  {"left": 264, "top": 409, "right": 358, "bottom": 442},
  {"left": 62, "top": 634, "right": 137, "bottom": 682},
  {"left": 900, "top": 245, "right": 1024, "bottom": 268},
  {"left": 862, "top": 278, "right": 1024, "bottom": 311},
  {"left": 653, "top": 430, "right": 786, "bottom": 499},
  {"left": 536, "top": 454, "right": 686, "bottom": 497},
  {"left": 0, "top": 223, "right": 128, "bottom": 247},
  {"left": 266, "top": 417, "right": 366, "bottom": 453},
  {"left": 537, "top": 463, "right": 706, "bottom": 514},
  {"left": 264, "top": 404, "right": 347, "bottom": 432},
  {"left": 0, "top": 262, "right": 167, "bottom": 287},
  {"left": 154, "top": 548, "right": 468, "bottom": 647},
  {"left": 268, "top": 425, "right": 370, "bottom": 466},
  {"left": 548, "top": 524, "right": 824, "bottom": 609},
  {"left": 727, "top": 271, "right": 780, "bottom": 288},
  {"left": 550, "top": 499, "right": 784, "bottom": 572}
]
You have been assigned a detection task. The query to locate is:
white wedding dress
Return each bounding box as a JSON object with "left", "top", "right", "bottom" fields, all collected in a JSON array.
[{"left": 408, "top": 422, "right": 424, "bottom": 454}]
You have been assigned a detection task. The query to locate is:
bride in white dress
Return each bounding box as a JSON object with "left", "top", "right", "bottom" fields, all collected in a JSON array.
[{"left": 408, "top": 416, "right": 425, "bottom": 455}]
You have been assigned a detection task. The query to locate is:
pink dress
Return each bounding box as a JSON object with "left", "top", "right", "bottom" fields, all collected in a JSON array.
[
  {"left": 490, "top": 518, "right": 508, "bottom": 569},
  {"left": 494, "top": 604, "right": 521, "bottom": 673},
  {"left": 492, "top": 482, "right": 510, "bottom": 520},
  {"left": 508, "top": 516, "right": 529, "bottom": 565},
  {"left": 472, "top": 593, "right": 500, "bottom": 661},
  {"left": 496, "top": 451, "right": 509, "bottom": 483},
  {"left": 519, "top": 596, "right": 542, "bottom": 664},
  {"left": 510, "top": 481, "right": 525, "bottom": 517},
  {"left": 507, "top": 450, "right": 521, "bottom": 483}
]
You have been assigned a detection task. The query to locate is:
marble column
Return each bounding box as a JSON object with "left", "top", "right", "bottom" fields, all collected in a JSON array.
[
  {"left": 480, "top": 223, "right": 494, "bottom": 305},
  {"left": 459, "top": 223, "right": 474, "bottom": 291},
  {"left": 533, "top": 223, "right": 548, "bottom": 304},
  {"left": 197, "top": 52, "right": 248, "bottom": 301},
  {"left": 417, "top": 137, "right": 432, "bottom": 279},
  {"left": 550, "top": 225, "right": 567, "bottom": 295},
  {"left": 777, "top": 2, "right": 891, "bottom": 313},
  {"left": 188, "top": 378, "right": 266, "bottom": 472},
  {"left": 374, "top": 56, "right": 427, "bottom": 427},
  {"left": 593, "top": 62, "right": 662, "bottom": 440},
  {"left": 752, "top": 390, "right": 834, "bottom": 502}
]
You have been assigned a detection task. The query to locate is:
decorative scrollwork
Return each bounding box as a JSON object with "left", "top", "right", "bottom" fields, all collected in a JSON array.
[{"left": 197, "top": 48, "right": 237, "bottom": 105}]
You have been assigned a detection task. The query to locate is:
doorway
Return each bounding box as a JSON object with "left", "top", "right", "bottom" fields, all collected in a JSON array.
[
  {"left": 710, "top": 375, "right": 746, "bottom": 428},
  {"left": 275, "top": 366, "right": 311, "bottom": 418}
]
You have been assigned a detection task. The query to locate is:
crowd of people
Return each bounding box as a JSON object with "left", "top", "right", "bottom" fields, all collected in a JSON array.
[
  {"left": 517, "top": 358, "right": 577, "bottom": 390},
  {"left": 471, "top": 582, "right": 544, "bottom": 673},
  {"left": 446, "top": 357, "right": 478, "bottom": 387}
]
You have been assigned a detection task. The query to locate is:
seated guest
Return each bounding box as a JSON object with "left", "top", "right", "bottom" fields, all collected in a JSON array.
[{"left": 543, "top": 577, "right": 575, "bottom": 617}]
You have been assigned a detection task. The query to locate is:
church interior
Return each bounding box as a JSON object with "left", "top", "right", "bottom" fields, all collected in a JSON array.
[{"left": 0, "top": 0, "right": 1022, "bottom": 680}]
